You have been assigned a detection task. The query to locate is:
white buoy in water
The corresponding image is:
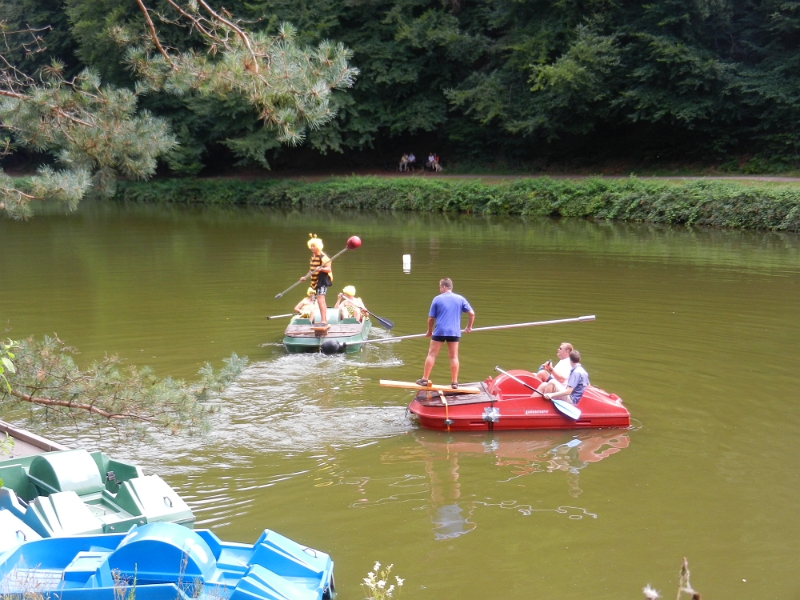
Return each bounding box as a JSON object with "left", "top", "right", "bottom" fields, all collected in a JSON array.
[{"left": 402, "top": 254, "right": 411, "bottom": 273}]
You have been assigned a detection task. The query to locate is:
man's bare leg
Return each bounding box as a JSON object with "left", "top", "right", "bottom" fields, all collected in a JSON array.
[
  {"left": 423, "top": 340, "right": 444, "bottom": 381},
  {"left": 446, "top": 341, "right": 460, "bottom": 383}
]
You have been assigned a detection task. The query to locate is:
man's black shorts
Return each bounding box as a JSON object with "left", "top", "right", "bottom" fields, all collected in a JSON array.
[{"left": 432, "top": 335, "right": 460, "bottom": 342}]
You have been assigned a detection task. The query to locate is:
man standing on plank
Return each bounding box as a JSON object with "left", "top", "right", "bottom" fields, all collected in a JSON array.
[
  {"left": 300, "top": 234, "right": 333, "bottom": 326},
  {"left": 417, "top": 278, "right": 475, "bottom": 389}
]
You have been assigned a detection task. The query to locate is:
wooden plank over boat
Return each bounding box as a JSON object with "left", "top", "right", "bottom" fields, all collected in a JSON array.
[{"left": 380, "top": 380, "right": 482, "bottom": 394}]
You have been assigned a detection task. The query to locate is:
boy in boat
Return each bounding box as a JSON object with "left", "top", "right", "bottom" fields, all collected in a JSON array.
[
  {"left": 334, "top": 285, "right": 366, "bottom": 322},
  {"left": 542, "top": 350, "right": 590, "bottom": 405},
  {"left": 536, "top": 342, "right": 573, "bottom": 389},
  {"left": 417, "top": 278, "right": 475, "bottom": 389},
  {"left": 300, "top": 234, "right": 333, "bottom": 326},
  {"left": 293, "top": 288, "right": 317, "bottom": 322}
]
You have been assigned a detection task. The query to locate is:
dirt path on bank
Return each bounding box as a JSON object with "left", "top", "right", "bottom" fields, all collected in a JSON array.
[{"left": 208, "top": 168, "right": 800, "bottom": 183}]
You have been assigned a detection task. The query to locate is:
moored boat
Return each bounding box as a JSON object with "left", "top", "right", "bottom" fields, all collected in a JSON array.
[
  {"left": 406, "top": 368, "right": 630, "bottom": 431},
  {"left": 0, "top": 521, "right": 335, "bottom": 600},
  {"left": 283, "top": 308, "right": 371, "bottom": 353},
  {"left": 0, "top": 448, "right": 193, "bottom": 542}
]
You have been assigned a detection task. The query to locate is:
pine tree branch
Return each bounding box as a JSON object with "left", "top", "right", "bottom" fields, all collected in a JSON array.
[
  {"left": 9, "top": 388, "right": 155, "bottom": 422},
  {"left": 134, "top": 0, "right": 176, "bottom": 69}
]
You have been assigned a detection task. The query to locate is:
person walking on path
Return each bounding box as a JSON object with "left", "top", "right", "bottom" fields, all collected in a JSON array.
[
  {"left": 417, "top": 278, "right": 475, "bottom": 389},
  {"left": 300, "top": 234, "right": 333, "bottom": 326}
]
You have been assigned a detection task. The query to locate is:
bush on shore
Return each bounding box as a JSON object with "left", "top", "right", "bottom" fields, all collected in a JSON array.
[{"left": 116, "top": 176, "right": 800, "bottom": 232}]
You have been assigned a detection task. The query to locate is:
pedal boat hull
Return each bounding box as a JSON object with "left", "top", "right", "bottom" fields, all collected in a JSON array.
[{"left": 408, "top": 369, "right": 630, "bottom": 431}]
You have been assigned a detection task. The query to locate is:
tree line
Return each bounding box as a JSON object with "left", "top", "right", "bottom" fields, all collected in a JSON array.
[{"left": 3, "top": 0, "right": 800, "bottom": 188}]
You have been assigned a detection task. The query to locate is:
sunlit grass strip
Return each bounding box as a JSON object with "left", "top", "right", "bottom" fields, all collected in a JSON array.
[{"left": 117, "top": 176, "right": 800, "bottom": 231}]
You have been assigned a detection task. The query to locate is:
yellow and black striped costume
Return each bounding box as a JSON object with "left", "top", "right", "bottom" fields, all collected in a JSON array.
[{"left": 309, "top": 253, "right": 332, "bottom": 289}]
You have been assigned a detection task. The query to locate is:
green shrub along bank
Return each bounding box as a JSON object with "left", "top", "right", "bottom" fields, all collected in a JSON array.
[{"left": 117, "top": 177, "right": 800, "bottom": 232}]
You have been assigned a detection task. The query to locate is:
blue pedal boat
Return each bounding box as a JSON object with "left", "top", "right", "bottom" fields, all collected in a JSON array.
[
  {"left": 0, "top": 449, "right": 193, "bottom": 542},
  {"left": 0, "top": 521, "right": 335, "bottom": 600}
]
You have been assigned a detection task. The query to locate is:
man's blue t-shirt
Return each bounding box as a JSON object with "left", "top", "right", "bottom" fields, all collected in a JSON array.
[
  {"left": 429, "top": 292, "right": 472, "bottom": 337},
  {"left": 566, "top": 364, "right": 590, "bottom": 404}
]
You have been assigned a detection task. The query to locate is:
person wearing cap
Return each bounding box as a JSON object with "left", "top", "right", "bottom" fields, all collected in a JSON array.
[
  {"left": 300, "top": 234, "right": 333, "bottom": 326},
  {"left": 334, "top": 285, "right": 366, "bottom": 322},
  {"left": 293, "top": 288, "right": 317, "bottom": 322}
]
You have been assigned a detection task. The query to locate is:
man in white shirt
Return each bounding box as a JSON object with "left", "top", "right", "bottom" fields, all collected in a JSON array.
[{"left": 537, "top": 342, "right": 573, "bottom": 391}]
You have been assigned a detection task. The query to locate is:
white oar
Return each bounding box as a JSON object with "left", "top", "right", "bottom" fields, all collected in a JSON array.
[
  {"left": 320, "top": 315, "right": 596, "bottom": 354},
  {"left": 265, "top": 313, "right": 295, "bottom": 320},
  {"left": 494, "top": 366, "right": 581, "bottom": 420}
]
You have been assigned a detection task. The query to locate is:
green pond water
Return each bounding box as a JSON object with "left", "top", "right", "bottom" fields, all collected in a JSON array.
[{"left": 1, "top": 201, "right": 799, "bottom": 599}]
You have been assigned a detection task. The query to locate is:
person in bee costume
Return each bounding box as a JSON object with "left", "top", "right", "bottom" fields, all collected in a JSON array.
[{"left": 300, "top": 234, "right": 333, "bottom": 326}]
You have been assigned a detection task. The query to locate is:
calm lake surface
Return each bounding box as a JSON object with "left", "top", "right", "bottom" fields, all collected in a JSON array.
[{"left": 1, "top": 201, "right": 799, "bottom": 599}]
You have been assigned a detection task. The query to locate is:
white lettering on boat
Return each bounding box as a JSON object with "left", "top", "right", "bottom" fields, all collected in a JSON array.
[{"left": 525, "top": 410, "right": 549, "bottom": 414}]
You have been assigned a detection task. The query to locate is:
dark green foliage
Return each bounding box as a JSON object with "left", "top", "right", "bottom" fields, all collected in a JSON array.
[
  {"left": 116, "top": 176, "right": 800, "bottom": 231},
  {"left": 8, "top": 0, "right": 800, "bottom": 170}
]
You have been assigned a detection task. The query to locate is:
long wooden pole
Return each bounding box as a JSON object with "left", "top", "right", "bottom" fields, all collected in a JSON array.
[{"left": 358, "top": 315, "right": 595, "bottom": 345}]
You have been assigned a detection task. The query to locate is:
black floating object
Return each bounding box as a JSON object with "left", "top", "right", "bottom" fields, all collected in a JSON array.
[{"left": 321, "top": 340, "right": 344, "bottom": 355}]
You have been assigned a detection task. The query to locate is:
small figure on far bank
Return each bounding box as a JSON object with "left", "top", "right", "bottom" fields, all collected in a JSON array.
[
  {"left": 541, "top": 350, "right": 590, "bottom": 405},
  {"left": 294, "top": 287, "right": 318, "bottom": 321},
  {"left": 300, "top": 234, "right": 333, "bottom": 326},
  {"left": 417, "top": 278, "right": 475, "bottom": 389},
  {"left": 408, "top": 152, "right": 417, "bottom": 171},
  {"left": 399, "top": 153, "right": 409, "bottom": 172},
  {"left": 334, "top": 285, "right": 366, "bottom": 322}
]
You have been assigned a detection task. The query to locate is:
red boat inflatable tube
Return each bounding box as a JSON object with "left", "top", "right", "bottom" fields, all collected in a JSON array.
[
  {"left": 346, "top": 236, "right": 362, "bottom": 249},
  {"left": 408, "top": 369, "right": 630, "bottom": 432}
]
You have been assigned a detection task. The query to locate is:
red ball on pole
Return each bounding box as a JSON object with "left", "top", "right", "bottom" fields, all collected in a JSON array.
[{"left": 346, "top": 236, "right": 362, "bottom": 249}]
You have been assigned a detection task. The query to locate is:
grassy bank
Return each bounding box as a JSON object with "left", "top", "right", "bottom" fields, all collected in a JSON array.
[{"left": 116, "top": 176, "right": 800, "bottom": 231}]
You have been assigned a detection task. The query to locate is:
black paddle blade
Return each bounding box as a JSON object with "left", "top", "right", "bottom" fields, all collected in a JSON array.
[
  {"left": 370, "top": 314, "right": 394, "bottom": 330},
  {"left": 321, "top": 340, "right": 345, "bottom": 355}
]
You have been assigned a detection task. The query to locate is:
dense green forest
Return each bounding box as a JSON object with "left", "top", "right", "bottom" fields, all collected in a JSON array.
[{"left": 3, "top": 0, "right": 800, "bottom": 173}]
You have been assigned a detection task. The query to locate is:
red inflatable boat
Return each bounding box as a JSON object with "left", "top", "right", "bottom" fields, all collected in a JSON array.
[{"left": 406, "top": 368, "right": 630, "bottom": 431}]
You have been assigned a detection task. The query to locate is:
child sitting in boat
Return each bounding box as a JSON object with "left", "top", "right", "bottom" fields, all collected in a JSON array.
[
  {"left": 294, "top": 288, "right": 317, "bottom": 322},
  {"left": 334, "top": 285, "right": 366, "bottom": 322}
]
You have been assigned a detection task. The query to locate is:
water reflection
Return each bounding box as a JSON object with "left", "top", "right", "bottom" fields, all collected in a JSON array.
[
  {"left": 413, "top": 429, "right": 630, "bottom": 490},
  {"left": 345, "top": 429, "right": 632, "bottom": 540}
]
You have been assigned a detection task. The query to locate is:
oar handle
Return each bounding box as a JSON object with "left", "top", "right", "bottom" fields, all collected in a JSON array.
[{"left": 266, "top": 313, "right": 296, "bottom": 320}]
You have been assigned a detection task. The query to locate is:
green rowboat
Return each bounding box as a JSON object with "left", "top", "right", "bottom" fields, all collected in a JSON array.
[{"left": 283, "top": 307, "right": 371, "bottom": 353}]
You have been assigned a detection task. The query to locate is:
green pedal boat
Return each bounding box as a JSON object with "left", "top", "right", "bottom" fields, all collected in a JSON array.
[
  {"left": 283, "top": 308, "right": 372, "bottom": 353},
  {"left": 0, "top": 448, "right": 194, "bottom": 539}
]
